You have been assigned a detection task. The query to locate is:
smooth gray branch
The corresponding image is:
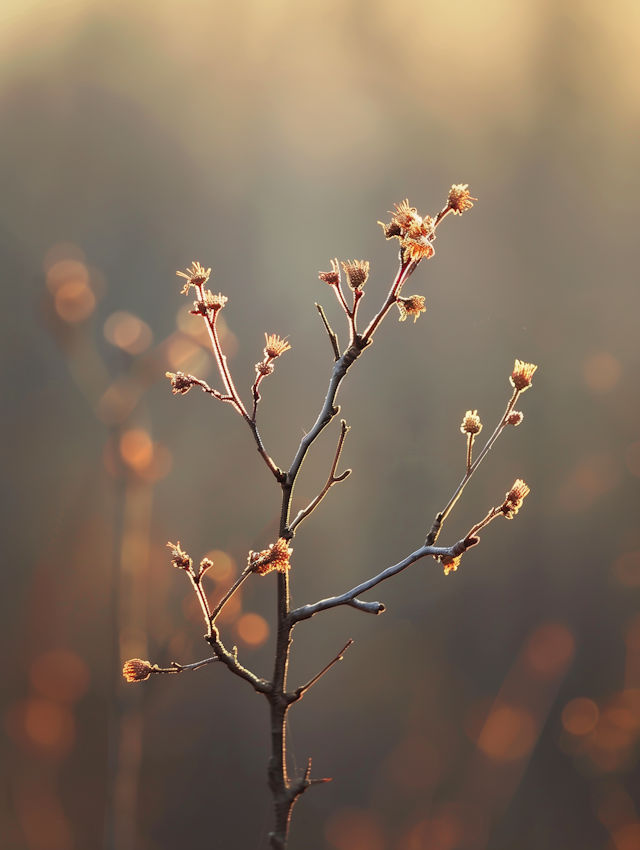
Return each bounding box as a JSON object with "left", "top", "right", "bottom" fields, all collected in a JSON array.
[{"left": 315, "top": 303, "right": 340, "bottom": 360}]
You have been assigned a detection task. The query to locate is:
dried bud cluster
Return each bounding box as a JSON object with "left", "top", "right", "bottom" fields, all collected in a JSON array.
[
  {"left": 318, "top": 259, "right": 341, "bottom": 287},
  {"left": 397, "top": 295, "right": 426, "bottom": 322},
  {"left": 166, "top": 371, "right": 195, "bottom": 395},
  {"left": 193, "top": 291, "right": 227, "bottom": 313},
  {"left": 501, "top": 479, "right": 530, "bottom": 519},
  {"left": 507, "top": 411, "right": 524, "bottom": 426},
  {"left": 510, "top": 360, "right": 537, "bottom": 392},
  {"left": 447, "top": 184, "right": 476, "bottom": 216},
  {"left": 199, "top": 557, "right": 213, "bottom": 576},
  {"left": 167, "top": 541, "right": 192, "bottom": 571},
  {"left": 249, "top": 538, "right": 293, "bottom": 576},
  {"left": 341, "top": 260, "right": 369, "bottom": 290},
  {"left": 176, "top": 261, "right": 211, "bottom": 295},
  {"left": 123, "top": 659, "right": 154, "bottom": 682},
  {"left": 379, "top": 200, "right": 436, "bottom": 263},
  {"left": 441, "top": 554, "right": 462, "bottom": 576},
  {"left": 461, "top": 410, "right": 482, "bottom": 435}
]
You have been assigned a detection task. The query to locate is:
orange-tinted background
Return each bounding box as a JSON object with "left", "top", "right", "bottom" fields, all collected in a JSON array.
[{"left": 2, "top": 1, "right": 640, "bottom": 848}]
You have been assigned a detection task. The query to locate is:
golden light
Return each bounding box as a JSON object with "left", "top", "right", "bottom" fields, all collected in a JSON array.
[
  {"left": 611, "top": 823, "right": 640, "bottom": 850},
  {"left": 203, "top": 550, "right": 236, "bottom": 582},
  {"left": 54, "top": 279, "right": 96, "bottom": 323},
  {"left": 583, "top": 352, "right": 622, "bottom": 392},
  {"left": 120, "top": 429, "right": 154, "bottom": 472},
  {"left": 166, "top": 334, "right": 212, "bottom": 375},
  {"left": 325, "top": 807, "right": 385, "bottom": 850},
  {"left": 5, "top": 698, "right": 75, "bottom": 756},
  {"left": 235, "top": 613, "right": 269, "bottom": 647},
  {"left": 176, "top": 302, "right": 211, "bottom": 345},
  {"left": 525, "top": 623, "right": 575, "bottom": 679},
  {"left": 562, "top": 698, "right": 599, "bottom": 736},
  {"left": 96, "top": 380, "right": 138, "bottom": 425},
  {"left": 476, "top": 704, "right": 537, "bottom": 761},
  {"left": 46, "top": 258, "right": 88, "bottom": 293},
  {"left": 29, "top": 649, "right": 90, "bottom": 704},
  {"left": 43, "top": 242, "right": 85, "bottom": 272},
  {"left": 104, "top": 311, "right": 153, "bottom": 354}
]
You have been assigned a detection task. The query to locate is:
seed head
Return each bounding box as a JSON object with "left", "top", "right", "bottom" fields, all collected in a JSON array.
[
  {"left": 446, "top": 184, "right": 476, "bottom": 215},
  {"left": 123, "top": 659, "right": 154, "bottom": 683},
  {"left": 199, "top": 557, "right": 214, "bottom": 577},
  {"left": 379, "top": 201, "right": 436, "bottom": 263},
  {"left": 461, "top": 410, "right": 482, "bottom": 435},
  {"left": 176, "top": 261, "right": 211, "bottom": 295},
  {"left": 256, "top": 360, "right": 275, "bottom": 376},
  {"left": 341, "top": 260, "right": 369, "bottom": 290},
  {"left": 510, "top": 360, "right": 537, "bottom": 392},
  {"left": 264, "top": 334, "right": 291, "bottom": 359},
  {"left": 201, "top": 291, "right": 228, "bottom": 311},
  {"left": 397, "top": 295, "right": 426, "bottom": 323},
  {"left": 166, "top": 371, "right": 195, "bottom": 395},
  {"left": 501, "top": 479, "right": 530, "bottom": 519},
  {"left": 167, "top": 541, "right": 192, "bottom": 571},
  {"left": 249, "top": 538, "right": 293, "bottom": 576},
  {"left": 507, "top": 411, "right": 524, "bottom": 426},
  {"left": 319, "top": 259, "right": 341, "bottom": 287}
]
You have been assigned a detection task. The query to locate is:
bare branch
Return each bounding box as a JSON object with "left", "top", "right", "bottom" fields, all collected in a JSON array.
[
  {"left": 426, "top": 387, "right": 521, "bottom": 546},
  {"left": 207, "top": 625, "right": 271, "bottom": 694},
  {"left": 151, "top": 656, "right": 220, "bottom": 674},
  {"left": 315, "top": 303, "right": 340, "bottom": 360},
  {"left": 289, "top": 639, "right": 354, "bottom": 702},
  {"left": 210, "top": 567, "right": 253, "bottom": 624},
  {"left": 288, "top": 420, "right": 352, "bottom": 534}
]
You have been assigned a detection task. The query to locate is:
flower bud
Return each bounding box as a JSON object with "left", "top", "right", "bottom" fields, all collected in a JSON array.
[
  {"left": 510, "top": 360, "right": 537, "bottom": 392},
  {"left": 461, "top": 410, "right": 482, "bottom": 435},
  {"left": 123, "top": 659, "right": 153, "bottom": 682}
]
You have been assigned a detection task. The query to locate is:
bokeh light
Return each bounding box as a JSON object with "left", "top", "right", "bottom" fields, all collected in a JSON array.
[
  {"left": 325, "top": 807, "right": 385, "bottom": 850},
  {"left": 104, "top": 311, "right": 153, "bottom": 354},
  {"left": 235, "top": 612, "right": 269, "bottom": 647},
  {"left": 562, "top": 697, "right": 599, "bottom": 736},
  {"left": 29, "top": 649, "right": 90, "bottom": 704},
  {"left": 583, "top": 352, "right": 622, "bottom": 391},
  {"left": 477, "top": 704, "right": 537, "bottom": 761},
  {"left": 525, "top": 623, "right": 575, "bottom": 679}
]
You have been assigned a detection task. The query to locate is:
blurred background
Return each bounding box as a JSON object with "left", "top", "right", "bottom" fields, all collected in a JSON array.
[{"left": 1, "top": 0, "right": 640, "bottom": 848}]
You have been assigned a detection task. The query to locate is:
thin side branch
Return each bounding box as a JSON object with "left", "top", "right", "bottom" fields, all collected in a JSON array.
[
  {"left": 315, "top": 303, "right": 340, "bottom": 360},
  {"left": 289, "top": 639, "right": 354, "bottom": 702},
  {"left": 210, "top": 567, "right": 253, "bottom": 623},
  {"left": 426, "top": 388, "right": 520, "bottom": 545},
  {"left": 151, "top": 657, "right": 220, "bottom": 674},
  {"left": 207, "top": 625, "right": 272, "bottom": 694},
  {"left": 288, "top": 420, "right": 352, "bottom": 534}
]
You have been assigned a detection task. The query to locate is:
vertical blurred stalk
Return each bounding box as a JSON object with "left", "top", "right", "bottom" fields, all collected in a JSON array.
[{"left": 105, "top": 473, "right": 154, "bottom": 850}]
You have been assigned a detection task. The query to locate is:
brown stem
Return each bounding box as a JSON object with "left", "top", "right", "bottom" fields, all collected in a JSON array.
[
  {"left": 360, "top": 257, "right": 416, "bottom": 345},
  {"left": 150, "top": 656, "right": 220, "bottom": 674},
  {"left": 316, "top": 303, "right": 340, "bottom": 361},
  {"left": 288, "top": 420, "right": 351, "bottom": 534},
  {"left": 426, "top": 388, "right": 521, "bottom": 545},
  {"left": 290, "top": 639, "right": 353, "bottom": 702},
  {"left": 209, "top": 567, "right": 252, "bottom": 624}
]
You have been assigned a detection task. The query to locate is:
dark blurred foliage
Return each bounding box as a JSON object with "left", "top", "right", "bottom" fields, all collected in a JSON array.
[{"left": 1, "top": 1, "right": 640, "bottom": 848}]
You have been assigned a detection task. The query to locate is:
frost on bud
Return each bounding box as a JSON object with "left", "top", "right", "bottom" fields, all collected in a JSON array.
[
  {"left": 341, "top": 260, "right": 369, "bottom": 290},
  {"left": 167, "top": 541, "right": 192, "bottom": 571},
  {"left": 397, "top": 295, "right": 426, "bottom": 322},
  {"left": 461, "top": 410, "right": 482, "bottom": 435},
  {"left": 507, "top": 411, "right": 524, "bottom": 426},
  {"left": 249, "top": 538, "right": 293, "bottom": 576},
  {"left": 446, "top": 184, "right": 476, "bottom": 215},
  {"left": 256, "top": 361, "right": 275, "bottom": 376},
  {"left": 166, "top": 371, "right": 195, "bottom": 395},
  {"left": 264, "top": 334, "right": 291, "bottom": 359},
  {"left": 123, "top": 659, "right": 153, "bottom": 683},
  {"left": 199, "top": 558, "right": 214, "bottom": 577},
  {"left": 176, "top": 261, "right": 211, "bottom": 295},
  {"left": 196, "top": 291, "right": 227, "bottom": 312},
  {"left": 510, "top": 360, "right": 537, "bottom": 392},
  {"left": 501, "top": 479, "right": 530, "bottom": 519},
  {"left": 319, "top": 259, "right": 341, "bottom": 287}
]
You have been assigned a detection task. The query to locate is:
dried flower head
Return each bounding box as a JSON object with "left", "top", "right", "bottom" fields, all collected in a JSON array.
[
  {"left": 123, "top": 659, "right": 154, "bottom": 683},
  {"left": 510, "top": 360, "right": 537, "bottom": 392},
  {"left": 379, "top": 201, "right": 436, "bottom": 263},
  {"left": 319, "top": 259, "right": 341, "bottom": 287},
  {"left": 340, "top": 260, "right": 369, "bottom": 290},
  {"left": 461, "top": 410, "right": 482, "bottom": 435},
  {"left": 501, "top": 479, "right": 530, "bottom": 519},
  {"left": 440, "top": 554, "right": 462, "bottom": 576},
  {"left": 167, "top": 541, "right": 192, "bottom": 571},
  {"left": 176, "top": 261, "right": 211, "bottom": 295},
  {"left": 507, "top": 411, "right": 524, "bottom": 426},
  {"left": 166, "top": 371, "right": 195, "bottom": 395},
  {"left": 447, "top": 184, "right": 476, "bottom": 215},
  {"left": 249, "top": 538, "right": 293, "bottom": 576},
  {"left": 256, "top": 360, "right": 275, "bottom": 376},
  {"left": 200, "top": 291, "right": 228, "bottom": 312},
  {"left": 264, "top": 334, "right": 291, "bottom": 359},
  {"left": 397, "top": 295, "right": 426, "bottom": 322}
]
